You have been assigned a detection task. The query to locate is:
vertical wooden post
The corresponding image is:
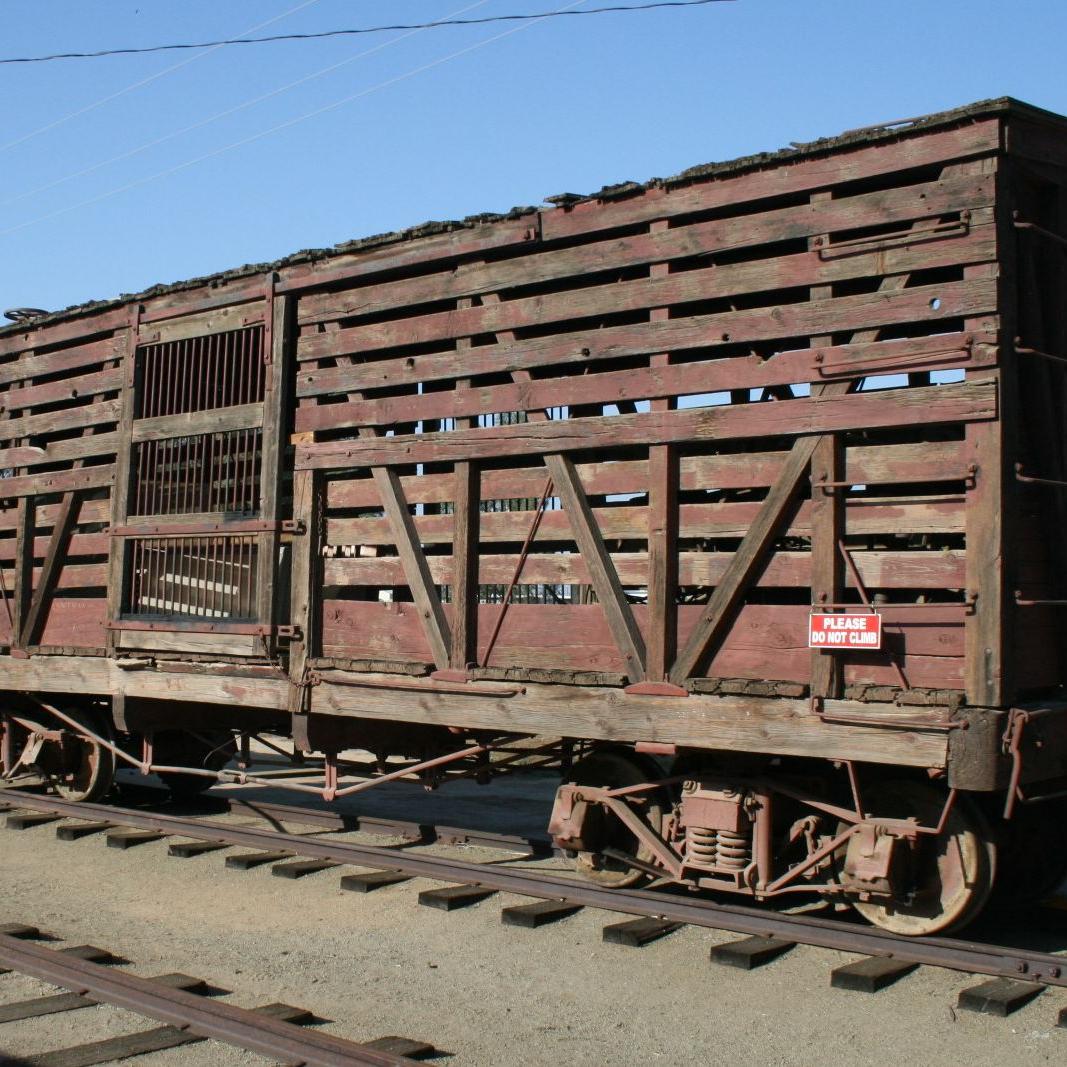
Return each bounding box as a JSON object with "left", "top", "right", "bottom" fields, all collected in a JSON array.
[
  {"left": 450, "top": 460, "right": 480, "bottom": 670},
  {"left": 288, "top": 467, "right": 321, "bottom": 720},
  {"left": 12, "top": 496, "right": 34, "bottom": 649},
  {"left": 257, "top": 285, "right": 293, "bottom": 638},
  {"left": 807, "top": 191, "right": 843, "bottom": 699},
  {"left": 646, "top": 219, "right": 678, "bottom": 683},
  {"left": 105, "top": 307, "right": 141, "bottom": 656}
]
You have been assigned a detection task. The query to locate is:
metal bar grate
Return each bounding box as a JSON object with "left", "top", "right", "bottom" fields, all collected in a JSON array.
[
  {"left": 130, "top": 429, "right": 262, "bottom": 517},
  {"left": 125, "top": 535, "right": 259, "bottom": 620},
  {"left": 136, "top": 325, "right": 264, "bottom": 418}
]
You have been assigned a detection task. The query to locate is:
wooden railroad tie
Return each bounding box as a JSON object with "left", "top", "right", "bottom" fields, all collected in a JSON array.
[
  {"left": 709, "top": 936, "right": 795, "bottom": 970},
  {"left": 418, "top": 884, "right": 496, "bottom": 912},
  {"left": 830, "top": 956, "right": 918, "bottom": 993},
  {"left": 501, "top": 899, "right": 582, "bottom": 928},
  {"left": 957, "top": 977, "right": 1045, "bottom": 1017},
  {"left": 340, "top": 870, "right": 412, "bottom": 893}
]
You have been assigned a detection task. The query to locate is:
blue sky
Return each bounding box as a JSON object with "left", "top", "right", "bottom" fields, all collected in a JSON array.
[{"left": 2, "top": 0, "right": 1066, "bottom": 315}]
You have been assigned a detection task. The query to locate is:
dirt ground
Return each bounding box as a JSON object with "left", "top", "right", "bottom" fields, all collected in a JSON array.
[{"left": 1, "top": 772, "right": 1066, "bottom": 1066}]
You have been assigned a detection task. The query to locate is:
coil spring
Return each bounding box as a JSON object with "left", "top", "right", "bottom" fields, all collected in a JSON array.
[
  {"left": 716, "top": 828, "right": 750, "bottom": 872},
  {"left": 686, "top": 826, "right": 718, "bottom": 865}
]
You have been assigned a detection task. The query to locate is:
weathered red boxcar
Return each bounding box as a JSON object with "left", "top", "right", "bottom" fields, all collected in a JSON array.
[{"left": 4, "top": 98, "right": 1067, "bottom": 934}]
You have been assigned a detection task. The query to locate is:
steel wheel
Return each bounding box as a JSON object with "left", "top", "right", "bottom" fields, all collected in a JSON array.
[
  {"left": 32, "top": 708, "right": 115, "bottom": 803},
  {"left": 562, "top": 749, "right": 665, "bottom": 889},
  {"left": 153, "top": 730, "right": 236, "bottom": 799},
  {"left": 849, "top": 781, "right": 996, "bottom": 936}
]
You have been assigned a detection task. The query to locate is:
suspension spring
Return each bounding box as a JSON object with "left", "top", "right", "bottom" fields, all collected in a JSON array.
[
  {"left": 686, "top": 825, "right": 718, "bottom": 866},
  {"left": 716, "top": 828, "right": 751, "bottom": 872}
]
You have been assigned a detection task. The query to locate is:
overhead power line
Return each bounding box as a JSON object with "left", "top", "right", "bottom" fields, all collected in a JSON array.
[{"left": 0, "top": 0, "right": 734, "bottom": 65}]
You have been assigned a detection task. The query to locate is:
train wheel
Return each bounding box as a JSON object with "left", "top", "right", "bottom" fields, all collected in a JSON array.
[
  {"left": 849, "top": 781, "right": 996, "bottom": 936},
  {"left": 563, "top": 749, "right": 665, "bottom": 889},
  {"left": 153, "top": 730, "right": 236, "bottom": 799},
  {"left": 32, "top": 708, "right": 116, "bottom": 803}
]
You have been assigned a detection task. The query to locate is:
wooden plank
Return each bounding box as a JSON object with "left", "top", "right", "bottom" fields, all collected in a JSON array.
[
  {"left": 19, "top": 492, "right": 81, "bottom": 648},
  {"left": 288, "top": 469, "right": 321, "bottom": 715},
  {"left": 294, "top": 277, "right": 996, "bottom": 388},
  {"left": 299, "top": 379, "right": 996, "bottom": 470},
  {"left": 539, "top": 119, "right": 1001, "bottom": 241},
  {"left": 325, "top": 439, "right": 971, "bottom": 509},
  {"left": 297, "top": 238, "right": 996, "bottom": 359},
  {"left": 0, "top": 367, "right": 122, "bottom": 412},
  {"left": 297, "top": 330, "right": 988, "bottom": 433},
  {"left": 0, "top": 336, "right": 122, "bottom": 388},
  {"left": 0, "top": 465, "right": 114, "bottom": 500},
  {"left": 450, "top": 461, "right": 479, "bottom": 670},
  {"left": 130, "top": 401, "right": 263, "bottom": 443},
  {"left": 324, "top": 549, "right": 965, "bottom": 591},
  {"left": 327, "top": 495, "right": 967, "bottom": 547},
  {"left": 0, "top": 534, "right": 110, "bottom": 562},
  {"left": 0, "top": 436, "right": 119, "bottom": 471},
  {"left": 668, "top": 397, "right": 846, "bottom": 685},
  {"left": 0, "top": 398, "right": 122, "bottom": 441},
  {"left": 298, "top": 171, "right": 995, "bottom": 324},
  {"left": 136, "top": 299, "right": 264, "bottom": 345},
  {"left": 11, "top": 496, "right": 34, "bottom": 645}
]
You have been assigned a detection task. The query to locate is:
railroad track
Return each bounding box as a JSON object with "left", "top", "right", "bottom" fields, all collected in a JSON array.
[
  {"left": 4, "top": 786, "right": 1067, "bottom": 1023},
  {"left": 0, "top": 923, "right": 435, "bottom": 1066}
]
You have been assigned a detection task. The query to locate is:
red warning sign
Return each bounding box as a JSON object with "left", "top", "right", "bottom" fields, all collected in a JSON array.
[{"left": 808, "top": 612, "right": 882, "bottom": 650}]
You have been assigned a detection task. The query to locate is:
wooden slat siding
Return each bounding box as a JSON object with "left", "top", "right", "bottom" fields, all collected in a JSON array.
[
  {"left": 299, "top": 379, "right": 996, "bottom": 470},
  {"left": 257, "top": 291, "right": 292, "bottom": 632},
  {"left": 130, "top": 402, "right": 264, "bottom": 443},
  {"left": 967, "top": 163, "right": 1012, "bottom": 705},
  {"left": 0, "top": 563, "right": 107, "bottom": 590},
  {"left": 295, "top": 331, "right": 991, "bottom": 433},
  {"left": 296, "top": 228, "right": 995, "bottom": 360},
  {"left": 0, "top": 336, "right": 123, "bottom": 388},
  {"left": 0, "top": 312, "right": 129, "bottom": 360},
  {"left": 327, "top": 496, "right": 967, "bottom": 546},
  {"left": 0, "top": 500, "right": 109, "bottom": 533},
  {"left": 539, "top": 120, "right": 1001, "bottom": 242},
  {"left": 320, "top": 602, "right": 966, "bottom": 689},
  {"left": 0, "top": 465, "right": 114, "bottom": 500},
  {"left": 0, "top": 367, "right": 121, "bottom": 412},
  {"left": 294, "top": 280, "right": 997, "bottom": 401},
  {"left": 327, "top": 440, "right": 971, "bottom": 508},
  {"left": 0, "top": 435, "right": 119, "bottom": 471},
  {"left": 136, "top": 299, "right": 263, "bottom": 345},
  {"left": 18, "top": 492, "right": 81, "bottom": 647},
  {"left": 0, "top": 399, "right": 122, "bottom": 442},
  {"left": 297, "top": 172, "right": 994, "bottom": 325},
  {"left": 288, "top": 469, "right": 321, "bottom": 715},
  {"left": 364, "top": 436, "right": 452, "bottom": 671},
  {"left": 0, "top": 534, "right": 109, "bottom": 562},
  {"left": 647, "top": 218, "right": 677, "bottom": 682},
  {"left": 809, "top": 190, "right": 843, "bottom": 699},
  {"left": 667, "top": 410, "right": 842, "bottom": 685},
  {"left": 105, "top": 315, "right": 140, "bottom": 656},
  {"left": 324, "top": 549, "right": 966, "bottom": 590},
  {"left": 11, "top": 497, "right": 33, "bottom": 645},
  {"left": 36, "top": 597, "right": 108, "bottom": 649}
]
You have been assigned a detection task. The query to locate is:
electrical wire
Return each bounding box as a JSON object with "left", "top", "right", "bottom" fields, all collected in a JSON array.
[
  {"left": 0, "top": 0, "right": 592, "bottom": 237},
  {"left": 0, "top": 0, "right": 495, "bottom": 209},
  {"left": 0, "top": 0, "right": 734, "bottom": 65},
  {"left": 0, "top": 0, "right": 323, "bottom": 153}
]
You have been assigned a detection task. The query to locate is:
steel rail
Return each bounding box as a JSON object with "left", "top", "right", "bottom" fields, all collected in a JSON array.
[
  {"left": 0, "top": 932, "right": 412, "bottom": 1066},
  {"left": 3, "top": 788, "right": 1066, "bottom": 987}
]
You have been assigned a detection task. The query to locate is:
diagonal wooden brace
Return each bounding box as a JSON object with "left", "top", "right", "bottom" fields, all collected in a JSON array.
[{"left": 20, "top": 490, "right": 82, "bottom": 649}]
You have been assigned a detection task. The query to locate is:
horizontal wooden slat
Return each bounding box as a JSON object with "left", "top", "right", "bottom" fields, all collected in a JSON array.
[
  {"left": 0, "top": 499, "right": 109, "bottom": 532},
  {"left": 0, "top": 534, "right": 109, "bottom": 561},
  {"left": 326, "top": 440, "right": 969, "bottom": 508},
  {"left": 539, "top": 120, "right": 1001, "bottom": 241},
  {"left": 299, "top": 379, "right": 996, "bottom": 469},
  {"left": 137, "top": 301, "right": 264, "bottom": 345},
  {"left": 327, "top": 496, "right": 965, "bottom": 545},
  {"left": 0, "top": 399, "right": 122, "bottom": 440},
  {"left": 297, "top": 335, "right": 989, "bottom": 432},
  {"left": 0, "top": 433, "right": 119, "bottom": 471},
  {"left": 324, "top": 548, "right": 965, "bottom": 590},
  {"left": 0, "top": 562, "right": 107, "bottom": 590},
  {"left": 131, "top": 403, "right": 263, "bottom": 443},
  {"left": 0, "top": 465, "right": 114, "bottom": 499},
  {"left": 1, "top": 367, "right": 122, "bottom": 412},
  {"left": 293, "top": 279, "right": 998, "bottom": 403},
  {"left": 297, "top": 231, "right": 996, "bottom": 360},
  {"left": 36, "top": 597, "right": 107, "bottom": 649},
  {"left": 298, "top": 173, "right": 994, "bottom": 325},
  {"left": 0, "top": 336, "right": 123, "bottom": 388},
  {"left": 320, "top": 602, "right": 965, "bottom": 689}
]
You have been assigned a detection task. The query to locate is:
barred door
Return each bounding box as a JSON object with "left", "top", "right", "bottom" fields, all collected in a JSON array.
[{"left": 106, "top": 294, "right": 289, "bottom": 658}]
